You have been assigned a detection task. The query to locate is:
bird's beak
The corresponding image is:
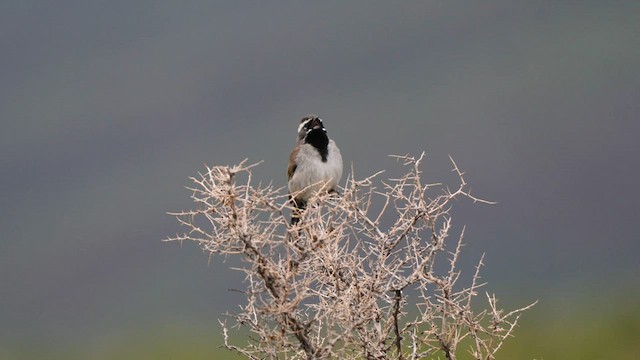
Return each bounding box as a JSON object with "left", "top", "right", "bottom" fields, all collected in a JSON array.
[{"left": 309, "top": 118, "right": 324, "bottom": 130}]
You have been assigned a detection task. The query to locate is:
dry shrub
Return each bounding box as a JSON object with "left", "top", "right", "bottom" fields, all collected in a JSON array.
[{"left": 166, "top": 153, "right": 535, "bottom": 359}]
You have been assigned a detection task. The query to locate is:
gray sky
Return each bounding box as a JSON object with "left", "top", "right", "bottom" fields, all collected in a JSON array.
[{"left": 1, "top": 0, "right": 639, "bottom": 351}]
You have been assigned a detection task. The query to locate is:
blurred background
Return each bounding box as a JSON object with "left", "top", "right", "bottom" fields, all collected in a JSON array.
[{"left": 1, "top": 1, "right": 639, "bottom": 359}]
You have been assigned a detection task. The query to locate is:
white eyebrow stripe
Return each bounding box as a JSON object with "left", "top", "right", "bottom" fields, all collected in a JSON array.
[{"left": 298, "top": 119, "right": 311, "bottom": 134}]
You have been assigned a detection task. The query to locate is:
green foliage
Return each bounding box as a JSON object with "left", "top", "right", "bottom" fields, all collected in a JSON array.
[
  {"left": 3, "top": 298, "right": 638, "bottom": 359},
  {"left": 499, "top": 297, "right": 640, "bottom": 359}
]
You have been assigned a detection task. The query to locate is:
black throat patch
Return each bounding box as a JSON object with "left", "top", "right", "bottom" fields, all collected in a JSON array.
[{"left": 305, "top": 129, "right": 329, "bottom": 162}]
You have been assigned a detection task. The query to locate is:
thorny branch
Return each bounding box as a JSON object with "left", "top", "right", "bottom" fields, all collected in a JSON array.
[{"left": 166, "top": 153, "right": 535, "bottom": 359}]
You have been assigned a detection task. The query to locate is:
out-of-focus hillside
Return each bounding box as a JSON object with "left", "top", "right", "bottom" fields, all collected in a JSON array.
[
  {"left": 3, "top": 297, "right": 638, "bottom": 359},
  {"left": 1, "top": 1, "right": 639, "bottom": 357}
]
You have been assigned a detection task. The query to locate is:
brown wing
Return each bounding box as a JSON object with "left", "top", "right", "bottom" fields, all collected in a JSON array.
[{"left": 287, "top": 147, "right": 299, "bottom": 180}]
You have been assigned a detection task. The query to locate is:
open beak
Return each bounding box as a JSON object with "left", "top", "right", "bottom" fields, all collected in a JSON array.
[{"left": 309, "top": 118, "right": 324, "bottom": 130}]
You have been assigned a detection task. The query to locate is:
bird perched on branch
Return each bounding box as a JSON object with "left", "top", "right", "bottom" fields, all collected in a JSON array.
[{"left": 287, "top": 115, "right": 343, "bottom": 224}]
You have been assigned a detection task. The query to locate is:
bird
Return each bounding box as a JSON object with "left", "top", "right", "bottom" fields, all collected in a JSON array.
[{"left": 287, "top": 114, "right": 343, "bottom": 224}]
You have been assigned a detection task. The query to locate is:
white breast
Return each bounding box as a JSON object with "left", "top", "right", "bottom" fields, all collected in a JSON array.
[{"left": 288, "top": 140, "right": 343, "bottom": 201}]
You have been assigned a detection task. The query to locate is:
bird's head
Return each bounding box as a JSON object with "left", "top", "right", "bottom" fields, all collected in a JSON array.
[{"left": 297, "top": 114, "right": 326, "bottom": 142}]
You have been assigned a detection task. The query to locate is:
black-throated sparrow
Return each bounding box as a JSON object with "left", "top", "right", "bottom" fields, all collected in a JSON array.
[{"left": 287, "top": 115, "right": 343, "bottom": 224}]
